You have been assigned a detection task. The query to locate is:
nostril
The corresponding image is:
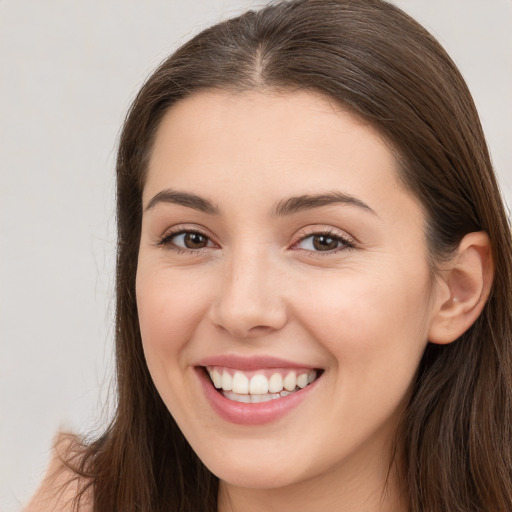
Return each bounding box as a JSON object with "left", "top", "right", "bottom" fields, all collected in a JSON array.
[
  {"left": 210, "top": 316, "right": 285, "bottom": 340},
  {"left": 246, "top": 325, "right": 277, "bottom": 336}
]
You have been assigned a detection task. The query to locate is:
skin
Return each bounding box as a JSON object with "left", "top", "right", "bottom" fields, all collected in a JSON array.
[{"left": 136, "top": 90, "right": 449, "bottom": 512}]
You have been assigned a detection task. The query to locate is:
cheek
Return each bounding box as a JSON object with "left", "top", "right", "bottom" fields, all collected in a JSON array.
[
  {"left": 135, "top": 266, "right": 212, "bottom": 368},
  {"left": 291, "top": 271, "right": 431, "bottom": 445},
  {"left": 291, "top": 265, "right": 431, "bottom": 377}
]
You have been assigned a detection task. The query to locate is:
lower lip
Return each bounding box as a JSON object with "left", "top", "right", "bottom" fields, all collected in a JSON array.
[{"left": 197, "top": 368, "right": 319, "bottom": 425}]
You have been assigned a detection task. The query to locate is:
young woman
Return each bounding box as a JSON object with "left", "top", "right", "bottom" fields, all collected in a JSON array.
[{"left": 27, "top": 0, "right": 512, "bottom": 510}]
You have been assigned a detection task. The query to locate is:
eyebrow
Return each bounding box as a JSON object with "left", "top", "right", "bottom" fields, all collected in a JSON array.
[
  {"left": 145, "top": 189, "right": 220, "bottom": 214},
  {"left": 144, "top": 188, "right": 376, "bottom": 217},
  {"left": 272, "top": 192, "right": 376, "bottom": 217}
]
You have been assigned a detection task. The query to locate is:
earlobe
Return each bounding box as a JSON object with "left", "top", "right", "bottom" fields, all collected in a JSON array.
[{"left": 428, "top": 231, "right": 494, "bottom": 345}]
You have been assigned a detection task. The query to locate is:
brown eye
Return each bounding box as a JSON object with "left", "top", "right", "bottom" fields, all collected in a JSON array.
[
  {"left": 312, "top": 234, "right": 340, "bottom": 251},
  {"left": 295, "top": 232, "right": 353, "bottom": 253},
  {"left": 162, "top": 231, "right": 213, "bottom": 251},
  {"left": 183, "top": 232, "right": 209, "bottom": 249}
]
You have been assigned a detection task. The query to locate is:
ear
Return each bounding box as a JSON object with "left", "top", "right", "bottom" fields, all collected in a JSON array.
[{"left": 428, "top": 231, "right": 494, "bottom": 345}]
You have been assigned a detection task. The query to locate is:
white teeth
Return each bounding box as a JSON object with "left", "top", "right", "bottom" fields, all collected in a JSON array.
[
  {"left": 268, "top": 373, "right": 283, "bottom": 393},
  {"left": 250, "top": 393, "right": 267, "bottom": 403},
  {"left": 222, "top": 390, "right": 291, "bottom": 403},
  {"left": 207, "top": 367, "right": 320, "bottom": 400},
  {"left": 249, "top": 374, "right": 269, "bottom": 395},
  {"left": 249, "top": 393, "right": 264, "bottom": 403},
  {"left": 283, "top": 371, "right": 297, "bottom": 391},
  {"left": 221, "top": 370, "right": 232, "bottom": 391},
  {"left": 297, "top": 373, "right": 309, "bottom": 389},
  {"left": 232, "top": 371, "right": 249, "bottom": 394},
  {"left": 211, "top": 369, "right": 222, "bottom": 389}
]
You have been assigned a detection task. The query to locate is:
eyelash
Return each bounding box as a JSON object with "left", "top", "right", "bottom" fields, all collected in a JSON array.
[
  {"left": 157, "top": 228, "right": 355, "bottom": 255},
  {"left": 292, "top": 229, "right": 355, "bottom": 255},
  {"left": 157, "top": 228, "right": 215, "bottom": 254}
]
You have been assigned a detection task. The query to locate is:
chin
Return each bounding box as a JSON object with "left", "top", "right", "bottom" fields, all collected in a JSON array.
[
  {"left": 192, "top": 435, "right": 322, "bottom": 490},
  {"left": 212, "top": 461, "right": 303, "bottom": 490}
]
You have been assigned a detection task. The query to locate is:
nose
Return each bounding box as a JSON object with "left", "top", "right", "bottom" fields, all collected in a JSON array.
[{"left": 208, "top": 248, "right": 288, "bottom": 339}]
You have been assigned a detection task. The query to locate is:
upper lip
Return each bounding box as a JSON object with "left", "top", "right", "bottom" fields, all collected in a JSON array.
[{"left": 196, "top": 354, "right": 318, "bottom": 371}]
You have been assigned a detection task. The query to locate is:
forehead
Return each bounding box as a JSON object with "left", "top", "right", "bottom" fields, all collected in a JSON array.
[
  {"left": 143, "top": 89, "right": 420, "bottom": 226},
  {"left": 148, "top": 91, "right": 389, "bottom": 184}
]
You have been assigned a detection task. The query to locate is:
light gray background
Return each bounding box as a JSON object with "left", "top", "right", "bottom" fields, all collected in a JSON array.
[{"left": 1, "top": 1, "right": 511, "bottom": 511}]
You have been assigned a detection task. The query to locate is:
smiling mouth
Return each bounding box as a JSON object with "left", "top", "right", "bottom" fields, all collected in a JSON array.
[{"left": 204, "top": 366, "right": 322, "bottom": 404}]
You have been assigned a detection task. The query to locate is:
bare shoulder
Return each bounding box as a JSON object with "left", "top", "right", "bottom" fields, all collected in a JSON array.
[{"left": 24, "top": 433, "right": 93, "bottom": 512}]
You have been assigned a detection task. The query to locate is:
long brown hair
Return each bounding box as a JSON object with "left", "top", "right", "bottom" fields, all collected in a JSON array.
[{"left": 70, "top": 1, "right": 512, "bottom": 510}]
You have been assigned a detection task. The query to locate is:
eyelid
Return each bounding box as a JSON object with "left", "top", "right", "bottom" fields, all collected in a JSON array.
[
  {"left": 289, "top": 226, "right": 356, "bottom": 253},
  {"left": 155, "top": 224, "right": 356, "bottom": 254},
  {"left": 156, "top": 224, "right": 218, "bottom": 251}
]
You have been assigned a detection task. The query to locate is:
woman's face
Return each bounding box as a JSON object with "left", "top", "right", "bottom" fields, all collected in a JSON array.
[{"left": 136, "top": 90, "right": 441, "bottom": 490}]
